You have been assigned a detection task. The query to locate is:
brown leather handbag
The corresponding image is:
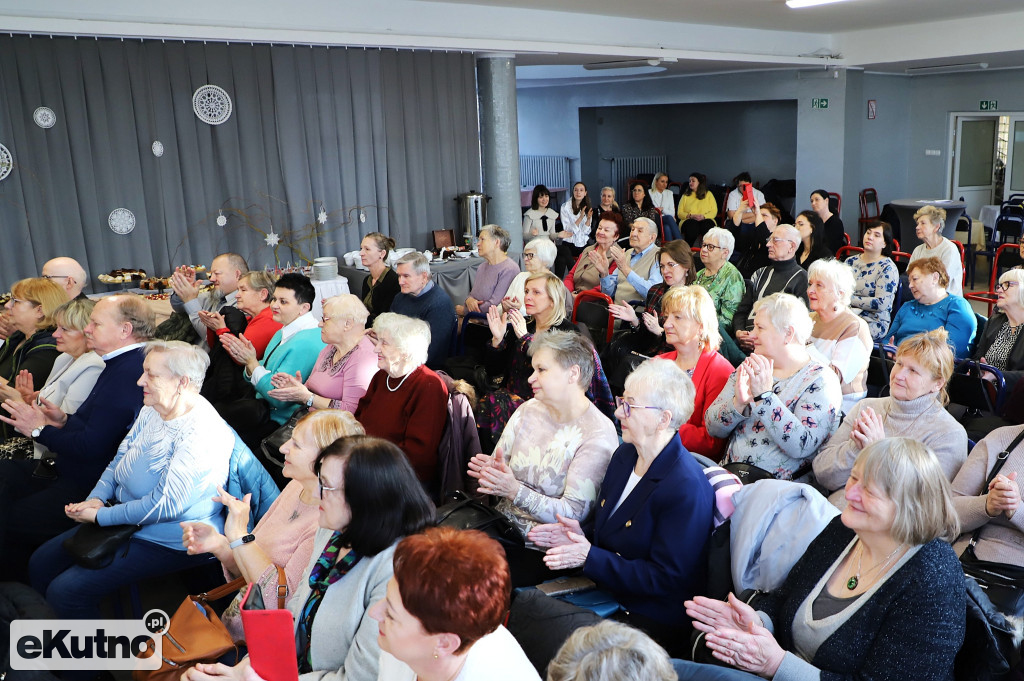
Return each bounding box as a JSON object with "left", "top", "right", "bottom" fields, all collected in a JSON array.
[{"left": 134, "top": 567, "right": 287, "bottom": 681}]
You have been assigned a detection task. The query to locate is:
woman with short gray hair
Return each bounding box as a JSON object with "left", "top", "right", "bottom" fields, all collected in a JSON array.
[
  {"left": 502, "top": 238, "right": 571, "bottom": 317},
  {"left": 354, "top": 312, "right": 449, "bottom": 490},
  {"left": 695, "top": 226, "right": 746, "bottom": 330},
  {"left": 29, "top": 339, "right": 235, "bottom": 620},
  {"left": 468, "top": 330, "right": 617, "bottom": 588},
  {"left": 706, "top": 293, "right": 843, "bottom": 480},
  {"left": 547, "top": 621, "right": 677, "bottom": 681},
  {"left": 457, "top": 224, "right": 520, "bottom": 317},
  {"left": 530, "top": 358, "right": 714, "bottom": 656}
]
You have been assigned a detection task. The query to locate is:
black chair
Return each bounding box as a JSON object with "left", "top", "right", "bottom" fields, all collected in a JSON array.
[
  {"left": 946, "top": 360, "right": 1006, "bottom": 421},
  {"left": 572, "top": 290, "right": 615, "bottom": 351},
  {"left": 865, "top": 343, "right": 896, "bottom": 398}
]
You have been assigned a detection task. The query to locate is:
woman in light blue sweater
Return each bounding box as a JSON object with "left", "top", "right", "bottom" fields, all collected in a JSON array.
[{"left": 30, "top": 341, "right": 234, "bottom": 620}]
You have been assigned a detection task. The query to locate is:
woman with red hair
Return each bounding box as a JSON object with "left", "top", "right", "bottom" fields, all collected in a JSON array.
[{"left": 370, "top": 527, "right": 540, "bottom": 681}]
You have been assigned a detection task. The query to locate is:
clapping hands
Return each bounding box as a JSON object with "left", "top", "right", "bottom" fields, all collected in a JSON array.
[{"left": 467, "top": 447, "right": 519, "bottom": 500}]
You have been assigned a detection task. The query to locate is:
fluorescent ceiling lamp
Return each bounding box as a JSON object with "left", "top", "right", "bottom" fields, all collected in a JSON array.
[
  {"left": 786, "top": 0, "right": 850, "bottom": 7},
  {"left": 905, "top": 62, "right": 988, "bottom": 75},
  {"left": 584, "top": 58, "right": 674, "bottom": 71}
]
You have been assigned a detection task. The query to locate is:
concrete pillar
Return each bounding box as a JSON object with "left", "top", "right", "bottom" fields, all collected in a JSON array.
[{"left": 477, "top": 53, "right": 523, "bottom": 256}]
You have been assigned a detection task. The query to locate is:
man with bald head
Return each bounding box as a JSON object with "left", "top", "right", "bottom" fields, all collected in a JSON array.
[
  {"left": 732, "top": 224, "right": 809, "bottom": 352},
  {"left": 0, "top": 294, "right": 152, "bottom": 578},
  {"left": 0, "top": 257, "right": 88, "bottom": 341}
]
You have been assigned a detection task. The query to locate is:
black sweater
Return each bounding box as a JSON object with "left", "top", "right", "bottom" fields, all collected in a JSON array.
[
  {"left": 972, "top": 310, "right": 1024, "bottom": 391},
  {"left": 732, "top": 258, "right": 809, "bottom": 334}
]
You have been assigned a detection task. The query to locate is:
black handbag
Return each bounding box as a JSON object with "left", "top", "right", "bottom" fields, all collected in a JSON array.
[
  {"left": 62, "top": 520, "right": 138, "bottom": 570},
  {"left": 259, "top": 409, "right": 306, "bottom": 468},
  {"left": 723, "top": 460, "right": 814, "bottom": 485},
  {"left": 436, "top": 490, "right": 524, "bottom": 548}
]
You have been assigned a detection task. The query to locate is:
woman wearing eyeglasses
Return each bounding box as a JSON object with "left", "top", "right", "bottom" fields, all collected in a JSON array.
[
  {"left": 529, "top": 358, "right": 714, "bottom": 656},
  {"left": 974, "top": 269, "right": 1024, "bottom": 392},
  {"left": 694, "top": 228, "right": 745, "bottom": 330}
]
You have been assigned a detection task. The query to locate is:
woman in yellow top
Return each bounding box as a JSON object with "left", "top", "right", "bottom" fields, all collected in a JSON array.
[{"left": 677, "top": 172, "right": 719, "bottom": 245}]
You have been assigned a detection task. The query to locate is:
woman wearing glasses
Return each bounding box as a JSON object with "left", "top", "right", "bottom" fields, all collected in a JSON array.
[
  {"left": 529, "top": 358, "right": 715, "bottom": 656},
  {"left": 974, "top": 269, "right": 1024, "bottom": 392},
  {"left": 694, "top": 227, "right": 745, "bottom": 330}
]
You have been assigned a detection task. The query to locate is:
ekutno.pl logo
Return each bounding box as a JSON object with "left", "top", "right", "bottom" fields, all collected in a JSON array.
[{"left": 10, "top": 609, "right": 167, "bottom": 672}]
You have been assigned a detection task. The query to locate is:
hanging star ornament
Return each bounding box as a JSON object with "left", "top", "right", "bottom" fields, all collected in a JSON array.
[
  {"left": 265, "top": 230, "right": 280, "bottom": 247},
  {"left": 216, "top": 209, "right": 227, "bottom": 227},
  {"left": 318, "top": 203, "right": 328, "bottom": 225}
]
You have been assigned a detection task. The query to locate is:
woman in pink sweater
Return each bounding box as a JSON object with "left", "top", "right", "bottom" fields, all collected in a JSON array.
[{"left": 181, "top": 410, "right": 364, "bottom": 641}]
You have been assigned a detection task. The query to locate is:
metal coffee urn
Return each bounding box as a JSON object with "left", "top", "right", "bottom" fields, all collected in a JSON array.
[{"left": 456, "top": 190, "right": 488, "bottom": 249}]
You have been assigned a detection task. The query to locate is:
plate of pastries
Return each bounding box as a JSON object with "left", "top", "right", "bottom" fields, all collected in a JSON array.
[{"left": 97, "top": 268, "right": 146, "bottom": 284}]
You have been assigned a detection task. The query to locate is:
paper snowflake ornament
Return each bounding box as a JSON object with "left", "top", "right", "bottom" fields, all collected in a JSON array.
[
  {"left": 317, "top": 205, "right": 328, "bottom": 225},
  {"left": 265, "top": 231, "right": 280, "bottom": 247},
  {"left": 216, "top": 210, "right": 227, "bottom": 227}
]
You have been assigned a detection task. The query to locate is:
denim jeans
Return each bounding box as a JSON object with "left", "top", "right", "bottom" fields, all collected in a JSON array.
[
  {"left": 672, "top": 659, "right": 762, "bottom": 680},
  {"left": 30, "top": 525, "right": 215, "bottom": 620}
]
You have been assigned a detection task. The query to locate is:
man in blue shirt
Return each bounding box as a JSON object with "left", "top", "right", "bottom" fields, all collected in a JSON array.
[{"left": 600, "top": 217, "right": 664, "bottom": 305}]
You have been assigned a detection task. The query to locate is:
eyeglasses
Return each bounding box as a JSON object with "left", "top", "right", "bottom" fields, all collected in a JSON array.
[
  {"left": 997, "top": 281, "right": 1020, "bottom": 292},
  {"left": 523, "top": 253, "right": 536, "bottom": 260},
  {"left": 41, "top": 275, "right": 70, "bottom": 282},
  {"left": 8, "top": 297, "right": 39, "bottom": 307},
  {"left": 318, "top": 475, "right": 341, "bottom": 497},
  {"left": 659, "top": 262, "right": 680, "bottom": 271},
  {"left": 700, "top": 243, "right": 723, "bottom": 252},
  {"left": 768, "top": 237, "right": 797, "bottom": 245},
  {"left": 615, "top": 396, "right": 663, "bottom": 418}
]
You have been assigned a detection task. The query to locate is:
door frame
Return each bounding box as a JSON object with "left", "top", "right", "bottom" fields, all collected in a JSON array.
[{"left": 946, "top": 112, "right": 1000, "bottom": 203}]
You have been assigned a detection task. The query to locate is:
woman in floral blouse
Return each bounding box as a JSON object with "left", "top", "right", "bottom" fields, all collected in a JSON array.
[
  {"left": 468, "top": 330, "right": 618, "bottom": 588},
  {"left": 706, "top": 293, "right": 843, "bottom": 480},
  {"left": 845, "top": 220, "right": 899, "bottom": 342}
]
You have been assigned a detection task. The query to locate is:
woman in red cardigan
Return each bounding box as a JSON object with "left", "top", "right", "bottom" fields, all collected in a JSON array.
[{"left": 657, "top": 285, "right": 733, "bottom": 459}]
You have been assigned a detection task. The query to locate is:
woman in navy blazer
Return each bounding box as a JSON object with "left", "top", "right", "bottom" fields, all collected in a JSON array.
[{"left": 530, "top": 357, "right": 715, "bottom": 656}]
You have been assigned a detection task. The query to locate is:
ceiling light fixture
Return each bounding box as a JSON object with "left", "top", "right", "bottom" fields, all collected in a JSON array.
[
  {"left": 905, "top": 62, "right": 989, "bottom": 75},
  {"left": 583, "top": 58, "right": 676, "bottom": 71},
  {"left": 786, "top": 0, "right": 849, "bottom": 8}
]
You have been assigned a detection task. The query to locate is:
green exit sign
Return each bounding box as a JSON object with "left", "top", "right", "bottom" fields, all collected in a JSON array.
[
  {"left": 812, "top": 98, "right": 829, "bottom": 109},
  {"left": 980, "top": 100, "right": 999, "bottom": 111}
]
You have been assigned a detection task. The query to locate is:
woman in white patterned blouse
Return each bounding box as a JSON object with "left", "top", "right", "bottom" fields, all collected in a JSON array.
[{"left": 467, "top": 330, "right": 617, "bottom": 587}]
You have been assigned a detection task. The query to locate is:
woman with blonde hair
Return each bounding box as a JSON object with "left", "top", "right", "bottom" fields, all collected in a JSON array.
[
  {"left": 807, "top": 259, "right": 872, "bottom": 414},
  {"left": 680, "top": 438, "right": 965, "bottom": 681},
  {"left": 814, "top": 328, "right": 967, "bottom": 506},
  {"left": 657, "top": 286, "right": 732, "bottom": 458},
  {"left": 548, "top": 621, "right": 676, "bottom": 681},
  {"left": 910, "top": 205, "right": 962, "bottom": 296}
]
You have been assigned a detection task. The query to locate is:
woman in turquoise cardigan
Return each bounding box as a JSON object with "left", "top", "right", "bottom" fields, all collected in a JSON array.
[{"left": 887, "top": 257, "right": 976, "bottom": 357}]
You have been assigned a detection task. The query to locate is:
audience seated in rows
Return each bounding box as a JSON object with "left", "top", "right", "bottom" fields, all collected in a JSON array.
[
  {"left": 468, "top": 331, "right": 618, "bottom": 588},
  {"left": 0, "top": 257, "right": 88, "bottom": 342},
  {"left": 732, "top": 224, "right": 809, "bottom": 353},
  {"left": 457, "top": 224, "right": 519, "bottom": 317},
  {"left": 887, "top": 257, "right": 975, "bottom": 357},
  {"left": 170, "top": 252, "right": 248, "bottom": 349},
  {"left": 599, "top": 217, "right": 664, "bottom": 305},
  {"left": 650, "top": 173, "right": 681, "bottom": 241},
  {"left": 181, "top": 409, "right": 364, "bottom": 642},
  {"left": 807, "top": 259, "right": 873, "bottom": 415},
  {"left": 217, "top": 273, "right": 326, "bottom": 453},
  {"left": 844, "top": 220, "right": 899, "bottom": 342},
  {"left": 530, "top": 358, "right": 714, "bottom": 657},
  {"left": 267, "top": 294, "right": 377, "bottom": 414},
  {"left": 794, "top": 210, "right": 831, "bottom": 271},
  {"left": 732, "top": 201, "right": 779, "bottom": 278},
  {"left": 564, "top": 212, "right": 621, "bottom": 300},
  {"left": 359, "top": 232, "right": 401, "bottom": 324},
  {"left": 810, "top": 188, "right": 845, "bottom": 254},
  {"left": 678, "top": 438, "right": 965, "bottom": 681},
  {"left": 30, "top": 341, "right": 233, "bottom": 622},
  {"left": 813, "top": 328, "right": 967, "bottom": 505},
  {"left": 477, "top": 272, "right": 614, "bottom": 445},
  {"left": 183, "top": 435, "right": 435, "bottom": 681},
  {"left": 708, "top": 293, "right": 842, "bottom": 480},
  {"left": 354, "top": 313, "right": 448, "bottom": 491},
  {"left": 0, "top": 298, "right": 103, "bottom": 460},
  {"left": 556, "top": 182, "right": 593, "bottom": 277},
  {"left": 910, "top": 205, "right": 963, "bottom": 297},
  {"left": 0, "top": 294, "right": 151, "bottom": 579},
  {"left": 201, "top": 270, "right": 281, "bottom": 405},
  {"left": 372, "top": 527, "right": 540, "bottom": 681},
  {"left": 390, "top": 252, "right": 455, "bottom": 370},
  {"left": 0, "top": 278, "right": 66, "bottom": 441},
  {"left": 677, "top": 172, "right": 718, "bottom": 246},
  {"left": 523, "top": 184, "right": 559, "bottom": 243},
  {"left": 657, "top": 286, "right": 732, "bottom": 459}
]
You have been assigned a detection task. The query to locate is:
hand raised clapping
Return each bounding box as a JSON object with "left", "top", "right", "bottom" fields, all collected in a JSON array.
[
  {"left": 466, "top": 447, "right": 519, "bottom": 500},
  {"left": 686, "top": 593, "right": 786, "bottom": 677}
]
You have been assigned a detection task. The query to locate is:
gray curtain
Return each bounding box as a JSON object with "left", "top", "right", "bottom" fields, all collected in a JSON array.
[{"left": 0, "top": 36, "right": 481, "bottom": 288}]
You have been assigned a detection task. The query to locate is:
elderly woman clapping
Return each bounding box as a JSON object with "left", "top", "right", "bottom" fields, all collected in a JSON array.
[
  {"left": 30, "top": 341, "right": 234, "bottom": 619},
  {"left": 807, "top": 259, "right": 873, "bottom": 415},
  {"left": 267, "top": 294, "right": 378, "bottom": 413},
  {"left": 678, "top": 438, "right": 965, "bottom": 681},
  {"left": 468, "top": 330, "right": 618, "bottom": 587},
  {"left": 354, "top": 313, "right": 448, "bottom": 490},
  {"left": 371, "top": 527, "right": 540, "bottom": 681},
  {"left": 814, "top": 328, "right": 967, "bottom": 506},
  {"left": 706, "top": 293, "right": 842, "bottom": 480},
  {"left": 530, "top": 358, "right": 714, "bottom": 655}
]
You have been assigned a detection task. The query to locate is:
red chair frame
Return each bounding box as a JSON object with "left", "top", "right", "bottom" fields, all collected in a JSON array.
[
  {"left": 858, "top": 188, "right": 880, "bottom": 225},
  {"left": 572, "top": 289, "right": 616, "bottom": 346},
  {"left": 951, "top": 239, "right": 967, "bottom": 289},
  {"left": 966, "top": 243, "right": 1021, "bottom": 316},
  {"left": 836, "top": 246, "right": 864, "bottom": 261}
]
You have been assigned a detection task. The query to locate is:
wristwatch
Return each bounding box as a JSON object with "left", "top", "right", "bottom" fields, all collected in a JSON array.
[
  {"left": 753, "top": 389, "right": 773, "bottom": 403},
  {"left": 229, "top": 534, "right": 256, "bottom": 550},
  {"left": 31, "top": 426, "right": 43, "bottom": 438},
  {"left": 305, "top": 394, "right": 315, "bottom": 408}
]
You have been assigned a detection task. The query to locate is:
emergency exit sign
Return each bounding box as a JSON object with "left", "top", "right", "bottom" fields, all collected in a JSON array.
[
  {"left": 812, "top": 98, "right": 829, "bottom": 109},
  {"left": 980, "top": 100, "right": 999, "bottom": 111}
]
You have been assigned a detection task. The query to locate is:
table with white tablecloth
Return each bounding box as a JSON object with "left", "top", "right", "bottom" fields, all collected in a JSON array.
[
  {"left": 338, "top": 256, "right": 483, "bottom": 306},
  {"left": 310, "top": 276, "right": 350, "bottom": 319}
]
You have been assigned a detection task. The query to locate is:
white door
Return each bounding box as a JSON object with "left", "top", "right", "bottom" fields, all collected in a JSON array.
[
  {"left": 952, "top": 116, "right": 998, "bottom": 219},
  {"left": 1003, "top": 115, "right": 1024, "bottom": 203}
]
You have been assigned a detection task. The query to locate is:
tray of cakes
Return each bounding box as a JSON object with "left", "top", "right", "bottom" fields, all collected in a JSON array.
[{"left": 97, "top": 269, "right": 147, "bottom": 285}]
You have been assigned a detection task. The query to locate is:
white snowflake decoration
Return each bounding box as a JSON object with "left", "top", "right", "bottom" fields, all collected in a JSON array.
[
  {"left": 152, "top": 141, "right": 164, "bottom": 157},
  {"left": 265, "top": 231, "right": 280, "bottom": 247},
  {"left": 216, "top": 210, "right": 227, "bottom": 227},
  {"left": 33, "top": 107, "right": 56, "bottom": 129},
  {"left": 108, "top": 208, "right": 136, "bottom": 235},
  {"left": 0, "top": 144, "right": 11, "bottom": 182},
  {"left": 192, "top": 85, "right": 232, "bottom": 126},
  {"left": 318, "top": 208, "right": 328, "bottom": 225}
]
